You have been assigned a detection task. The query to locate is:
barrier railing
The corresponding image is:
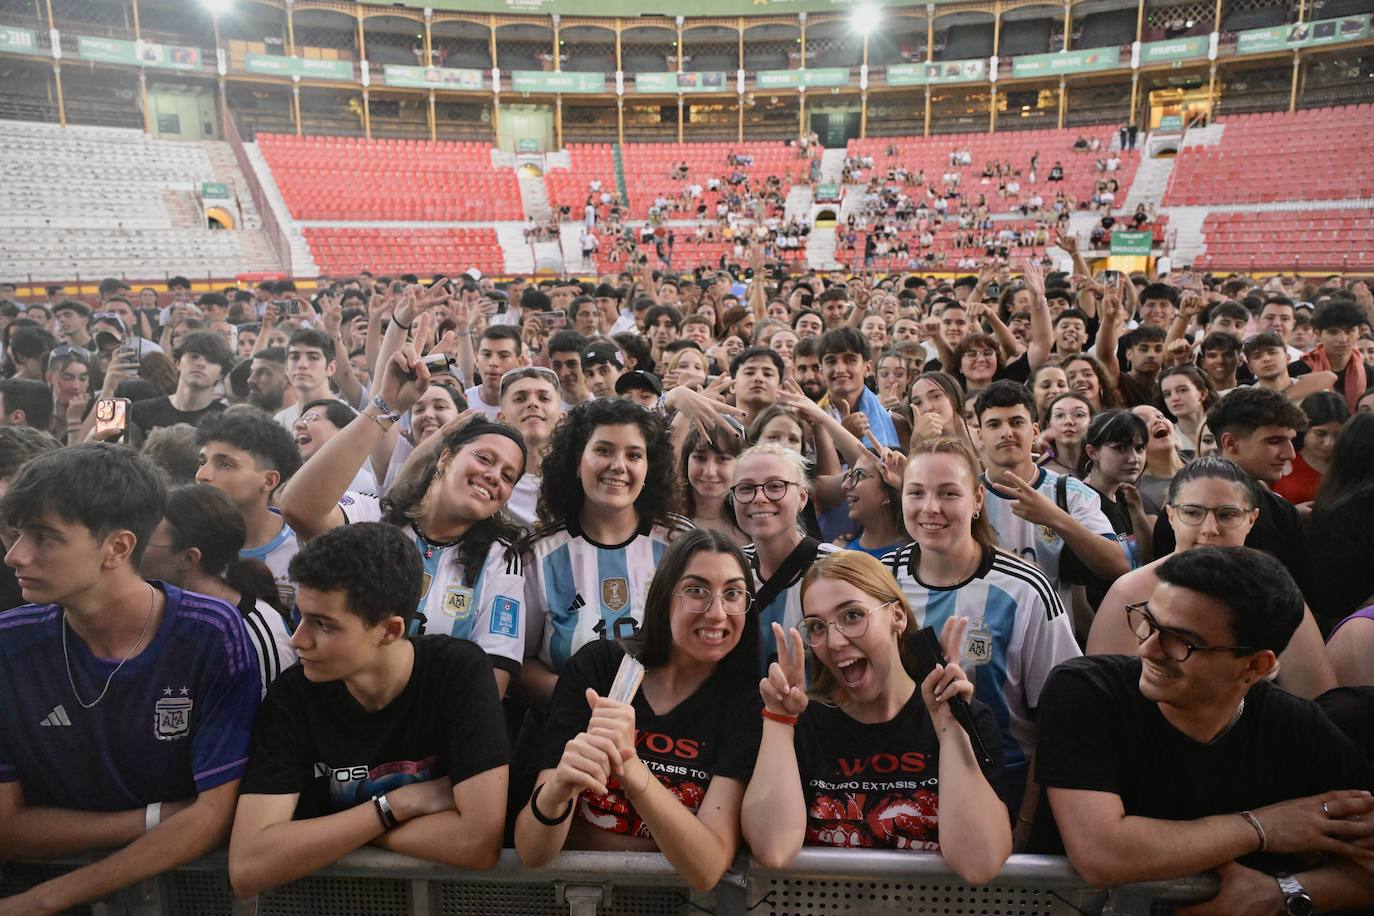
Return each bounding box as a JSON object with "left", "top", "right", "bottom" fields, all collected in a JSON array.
[{"left": 0, "top": 848, "right": 1218, "bottom": 916}]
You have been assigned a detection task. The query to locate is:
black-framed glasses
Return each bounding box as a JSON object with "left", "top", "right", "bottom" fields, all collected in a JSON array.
[
  {"left": 841, "top": 466, "right": 875, "bottom": 488},
  {"left": 1125, "top": 602, "right": 1256, "bottom": 663},
  {"left": 730, "top": 479, "right": 798, "bottom": 504},
  {"left": 798, "top": 601, "right": 894, "bottom": 648},
  {"left": 675, "top": 585, "right": 751, "bottom": 616},
  {"left": 1168, "top": 504, "right": 1252, "bottom": 529}
]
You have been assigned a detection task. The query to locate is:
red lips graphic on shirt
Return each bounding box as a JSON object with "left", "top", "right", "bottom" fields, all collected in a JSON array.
[
  {"left": 577, "top": 772, "right": 707, "bottom": 839},
  {"left": 806, "top": 790, "right": 940, "bottom": 850}
]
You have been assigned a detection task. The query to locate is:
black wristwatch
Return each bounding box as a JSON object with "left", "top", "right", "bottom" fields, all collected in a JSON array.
[{"left": 1276, "top": 873, "right": 1315, "bottom": 916}]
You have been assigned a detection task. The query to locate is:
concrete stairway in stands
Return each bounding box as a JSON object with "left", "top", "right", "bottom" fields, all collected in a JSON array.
[
  {"left": 818, "top": 148, "right": 846, "bottom": 186},
  {"left": 202, "top": 141, "right": 266, "bottom": 231},
  {"left": 518, "top": 173, "right": 552, "bottom": 223},
  {"left": 495, "top": 223, "right": 535, "bottom": 274},
  {"left": 243, "top": 141, "right": 318, "bottom": 275},
  {"left": 785, "top": 184, "right": 813, "bottom": 223},
  {"left": 807, "top": 226, "right": 838, "bottom": 270},
  {"left": 1123, "top": 152, "right": 1175, "bottom": 214}
]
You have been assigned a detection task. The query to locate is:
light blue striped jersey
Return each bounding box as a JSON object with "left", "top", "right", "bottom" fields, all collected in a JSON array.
[
  {"left": 980, "top": 466, "right": 1124, "bottom": 609},
  {"left": 883, "top": 544, "right": 1080, "bottom": 768},
  {"left": 525, "top": 517, "right": 689, "bottom": 672},
  {"left": 743, "top": 538, "right": 840, "bottom": 672},
  {"left": 339, "top": 492, "right": 526, "bottom": 675}
]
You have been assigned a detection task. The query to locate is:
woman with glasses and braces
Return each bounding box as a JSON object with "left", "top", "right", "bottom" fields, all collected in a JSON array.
[
  {"left": 1087, "top": 457, "right": 1335, "bottom": 699},
  {"left": 731, "top": 443, "right": 839, "bottom": 672},
  {"left": 741, "top": 551, "right": 1009, "bottom": 879},
  {"left": 516, "top": 530, "right": 762, "bottom": 892},
  {"left": 884, "top": 437, "right": 1079, "bottom": 836}
]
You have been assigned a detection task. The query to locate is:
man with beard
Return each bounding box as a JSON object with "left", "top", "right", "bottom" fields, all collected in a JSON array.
[
  {"left": 792, "top": 338, "right": 826, "bottom": 402},
  {"left": 498, "top": 367, "right": 562, "bottom": 527},
  {"left": 247, "top": 348, "right": 292, "bottom": 414}
]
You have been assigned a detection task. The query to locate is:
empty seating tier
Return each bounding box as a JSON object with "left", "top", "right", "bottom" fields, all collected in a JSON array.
[
  {"left": 1194, "top": 210, "right": 1374, "bottom": 270},
  {"left": 1163, "top": 106, "right": 1374, "bottom": 206},
  {"left": 303, "top": 227, "right": 505, "bottom": 276},
  {"left": 258, "top": 134, "right": 523, "bottom": 221}
]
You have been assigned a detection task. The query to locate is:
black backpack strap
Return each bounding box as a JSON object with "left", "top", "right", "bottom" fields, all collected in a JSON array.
[
  {"left": 1055, "top": 474, "right": 1069, "bottom": 513},
  {"left": 754, "top": 538, "right": 822, "bottom": 612}
]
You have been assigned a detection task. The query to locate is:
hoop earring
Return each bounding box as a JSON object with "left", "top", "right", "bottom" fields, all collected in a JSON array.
[{"left": 973, "top": 509, "right": 981, "bottom": 519}]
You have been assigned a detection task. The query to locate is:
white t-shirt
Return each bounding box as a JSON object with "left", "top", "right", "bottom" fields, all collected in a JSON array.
[
  {"left": 506, "top": 473, "right": 540, "bottom": 527},
  {"left": 463, "top": 385, "right": 502, "bottom": 421}
]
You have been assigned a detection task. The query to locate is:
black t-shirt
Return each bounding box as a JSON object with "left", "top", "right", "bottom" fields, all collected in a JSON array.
[
  {"left": 240, "top": 635, "right": 509, "bottom": 818},
  {"left": 1307, "top": 488, "right": 1374, "bottom": 634},
  {"left": 536, "top": 639, "right": 762, "bottom": 840},
  {"left": 1152, "top": 484, "right": 1313, "bottom": 602},
  {"left": 129, "top": 396, "right": 226, "bottom": 432},
  {"left": 1037, "top": 655, "right": 1373, "bottom": 871},
  {"left": 794, "top": 691, "right": 1002, "bottom": 851}
]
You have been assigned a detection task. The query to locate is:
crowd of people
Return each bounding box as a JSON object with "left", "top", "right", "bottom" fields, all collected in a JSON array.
[{"left": 0, "top": 250, "right": 1372, "bottom": 915}]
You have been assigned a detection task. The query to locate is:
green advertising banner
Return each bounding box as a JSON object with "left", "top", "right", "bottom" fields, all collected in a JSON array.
[
  {"left": 517, "top": 137, "right": 540, "bottom": 152},
  {"left": 244, "top": 54, "right": 353, "bottom": 80},
  {"left": 0, "top": 26, "right": 42, "bottom": 56},
  {"left": 382, "top": 64, "right": 483, "bottom": 89},
  {"left": 511, "top": 70, "right": 605, "bottom": 93},
  {"left": 1236, "top": 15, "right": 1371, "bottom": 54},
  {"left": 634, "top": 71, "right": 729, "bottom": 93},
  {"left": 1138, "top": 36, "right": 1209, "bottom": 64},
  {"left": 77, "top": 36, "right": 201, "bottom": 70},
  {"left": 201, "top": 182, "right": 230, "bottom": 199},
  {"left": 816, "top": 183, "right": 840, "bottom": 199},
  {"left": 426, "top": 0, "right": 975, "bottom": 13},
  {"left": 1157, "top": 114, "right": 1184, "bottom": 130},
  {"left": 886, "top": 58, "right": 986, "bottom": 85},
  {"left": 1012, "top": 46, "right": 1118, "bottom": 78},
  {"left": 756, "top": 67, "right": 849, "bottom": 89},
  {"left": 1110, "top": 230, "right": 1154, "bottom": 255}
]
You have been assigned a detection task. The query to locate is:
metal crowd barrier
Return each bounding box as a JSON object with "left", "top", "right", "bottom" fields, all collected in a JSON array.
[{"left": 0, "top": 849, "right": 1218, "bottom": 916}]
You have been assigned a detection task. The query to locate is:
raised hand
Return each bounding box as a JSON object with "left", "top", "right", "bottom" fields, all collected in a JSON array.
[
  {"left": 1054, "top": 230, "right": 1079, "bottom": 255},
  {"left": 377, "top": 317, "right": 433, "bottom": 415},
  {"left": 989, "top": 471, "right": 1064, "bottom": 529},
  {"left": 1020, "top": 257, "right": 1046, "bottom": 300},
  {"left": 921, "top": 615, "right": 976, "bottom": 731},
  {"left": 760, "top": 622, "right": 809, "bottom": 717}
]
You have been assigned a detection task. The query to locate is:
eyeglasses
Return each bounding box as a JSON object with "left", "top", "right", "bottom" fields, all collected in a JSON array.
[
  {"left": 675, "top": 585, "right": 752, "bottom": 616},
  {"left": 963, "top": 349, "right": 998, "bottom": 361},
  {"left": 1169, "top": 504, "right": 1251, "bottom": 528},
  {"left": 1125, "top": 602, "right": 1255, "bottom": 662},
  {"left": 730, "top": 479, "right": 798, "bottom": 503},
  {"left": 841, "top": 466, "right": 874, "bottom": 488},
  {"left": 296, "top": 411, "right": 327, "bottom": 426},
  {"left": 798, "top": 601, "right": 894, "bottom": 647}
]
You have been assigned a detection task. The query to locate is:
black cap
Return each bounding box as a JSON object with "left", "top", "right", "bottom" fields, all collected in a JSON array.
[
  {"left": 581, "top": 340, "right": 625, "bottom": 369},
  {"left": 615, "top": 370, "right": 662, "bottom": 397}
]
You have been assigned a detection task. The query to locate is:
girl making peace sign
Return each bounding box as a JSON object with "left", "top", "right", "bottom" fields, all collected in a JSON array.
[{"left": 741, "top": 551, "right": 1010, "bottom": 881}]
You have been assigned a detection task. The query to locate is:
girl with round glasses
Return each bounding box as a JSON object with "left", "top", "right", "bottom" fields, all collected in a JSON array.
[
  {"left": 741, "top": 552, "right": 1009, "bottom": 879},
  {"left": 731, "top": 444, "right": 838, "bottom": 672},
  {"left": 516, "top": 530, "right": 761, "bottom": 891},
  {"left": 885, "top": 437, "right": 1080, "bottom": 831},
  {"left": 1087, "top": 457, "right": 1334, "bottom": 699}
]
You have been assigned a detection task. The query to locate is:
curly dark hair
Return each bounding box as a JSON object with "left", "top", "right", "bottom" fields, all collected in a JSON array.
[
  {"left": 196, "top": 406, "right": 303, "bottom": 483},
  {"left": 289, "top": 521, "right": 422, "bottom": 628},
  {"left": 532, "top": 398, "right": 680, "bottom": 538},
  {"left": 381, "top": 417, "right": 526, "bottom": 587}
]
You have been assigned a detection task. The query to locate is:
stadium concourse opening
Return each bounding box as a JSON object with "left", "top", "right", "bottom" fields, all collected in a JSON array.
[{"left": 0, "top": 0, "right": 1372, "bottom": 913}]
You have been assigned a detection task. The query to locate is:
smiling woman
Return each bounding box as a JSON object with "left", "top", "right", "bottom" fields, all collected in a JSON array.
[{"left": 516, "top": 529, "right": 761, "bottom": 893}]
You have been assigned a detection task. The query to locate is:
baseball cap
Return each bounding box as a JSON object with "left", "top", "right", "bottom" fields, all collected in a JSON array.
[
  {"left": 581, "top": 340, "right": 625, "bottom": 370},
  {"left": 615, "top": 370, "right": 662, "bottom": 397}
]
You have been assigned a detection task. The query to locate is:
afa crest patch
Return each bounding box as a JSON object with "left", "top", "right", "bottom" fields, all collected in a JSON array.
[{"left": 154, "top": 688, "right": 192, "bottom": 741}]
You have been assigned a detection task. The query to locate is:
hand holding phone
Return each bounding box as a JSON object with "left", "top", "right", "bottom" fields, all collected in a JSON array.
[{"left": 94, "top": 397, "right": 131, "bottom": 442}]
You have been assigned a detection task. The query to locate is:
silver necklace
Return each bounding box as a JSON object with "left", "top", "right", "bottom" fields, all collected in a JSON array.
[
  {"left": 62, "top": 584, "right": 157, "bottom": 710},
  {"left": 1209, "top": 698, "right": 1246, "bottom": 745}
]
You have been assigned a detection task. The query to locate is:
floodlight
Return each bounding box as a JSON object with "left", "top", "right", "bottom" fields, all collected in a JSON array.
[
  {"left": 852, "top": 4, "right": 881, "bottom": 36},
  {"left": 203, "top": 0, "right": 233, "bottom": 14}
]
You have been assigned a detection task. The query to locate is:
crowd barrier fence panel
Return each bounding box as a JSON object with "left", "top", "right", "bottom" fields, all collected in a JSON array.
[{"left": 0, "top": 848, "right": 1220, "bottom": 916}]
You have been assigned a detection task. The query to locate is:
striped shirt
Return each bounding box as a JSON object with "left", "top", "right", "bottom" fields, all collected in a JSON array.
[
  {"left": 526, "top": 517, "right": 689, "bottom": 672},
  {"left": 339, "top": 493, "right": 527, "bottom": 674},
  {"left": 238, "top": 595, "right": 296, "bottom": 696},
  {"left": 884, "top": 544, "right": 1080, "bottom": 768}
]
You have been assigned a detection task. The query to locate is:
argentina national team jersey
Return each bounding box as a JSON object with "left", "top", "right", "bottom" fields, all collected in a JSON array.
[
  {"left": 339, "top": 493, "right": 526, "bottom": 674},
  {"left": 0, "top": 583, "right": 260, "bottom": 811},
  {"left": 884, "top": 544, "right": 1080, "bottom": 768},
  {"left": 980, "top": 466, "right": 1124, "bottom": 609},
  {"left": 238, "top": 509, "right": 300, "bottom": 611},
  {"left": 526, "top": 517, "right": 688, "bottom": 673},
  {"left": 744, "top": 539, "right": 839, "bottom": 672}
]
